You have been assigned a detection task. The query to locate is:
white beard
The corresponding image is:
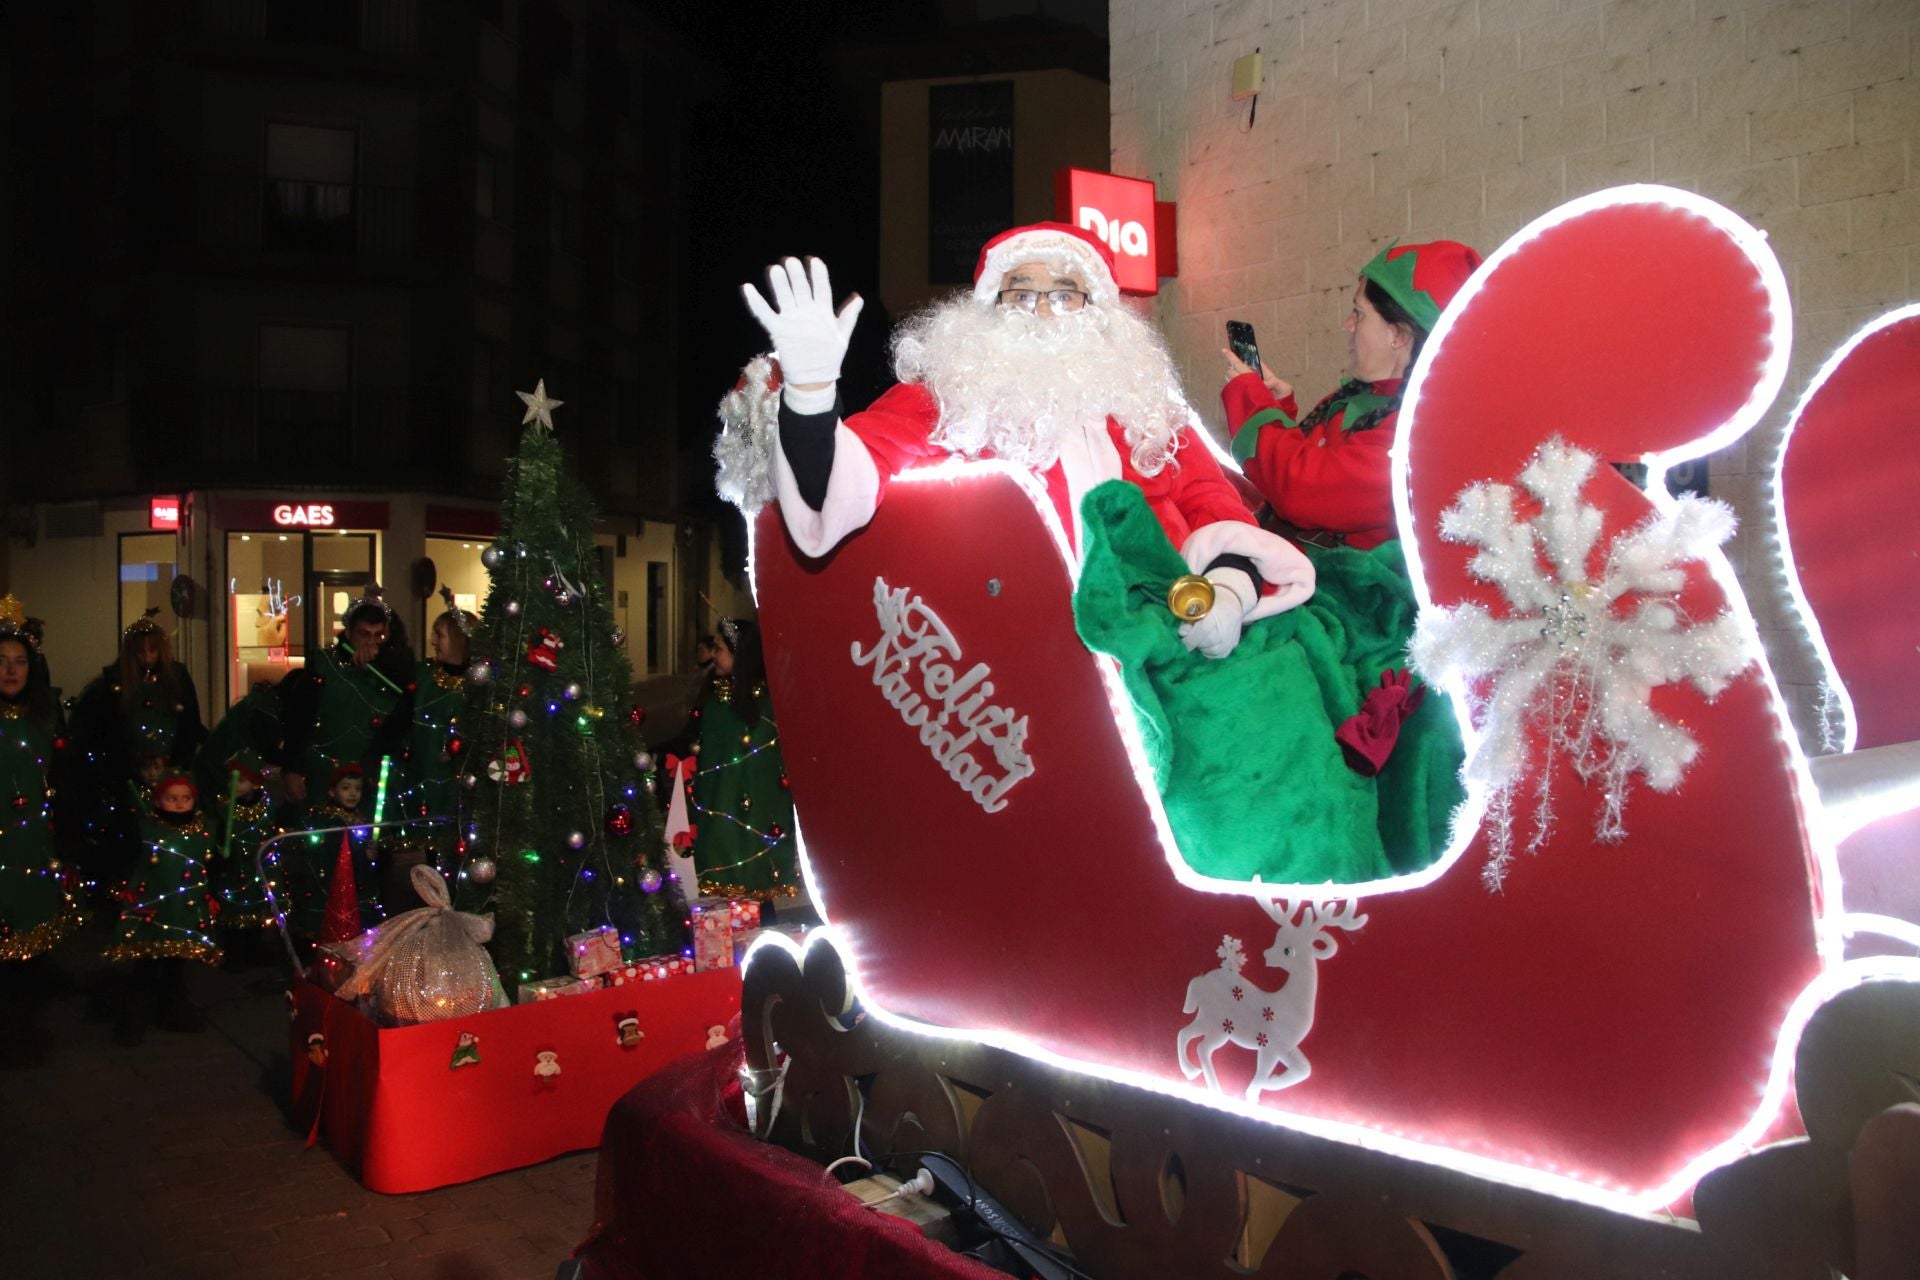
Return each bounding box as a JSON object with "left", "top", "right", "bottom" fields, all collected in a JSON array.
[{"left": 890, "top": 296, "right": 1189, "bottom": 477}]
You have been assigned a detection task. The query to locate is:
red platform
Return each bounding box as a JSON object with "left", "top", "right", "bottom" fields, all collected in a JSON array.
[{"left": 289, "top": 968, "right": 743, "bottom": 1194}]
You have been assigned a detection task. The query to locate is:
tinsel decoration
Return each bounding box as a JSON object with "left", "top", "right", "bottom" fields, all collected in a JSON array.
[
  {"left": 1409, "top": 438, "right": 1755, "bottom": 889},
  {"left": 713, "top": 354, "right": 782, "bottom": 514}
]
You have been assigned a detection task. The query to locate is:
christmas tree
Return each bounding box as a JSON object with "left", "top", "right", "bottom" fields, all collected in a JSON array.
[{"left": 452, "top": 382, "right": 678, "bottom": 982}]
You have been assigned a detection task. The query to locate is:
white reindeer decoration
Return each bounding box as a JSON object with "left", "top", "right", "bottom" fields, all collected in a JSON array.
[{"left": 1177, "top": 898, "right": 1368, "bottom": 1099}]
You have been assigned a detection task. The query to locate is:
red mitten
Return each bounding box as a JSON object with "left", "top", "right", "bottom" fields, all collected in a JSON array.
[{"left": 1334, "top": 669, "right": 1428, "bottom": 777}]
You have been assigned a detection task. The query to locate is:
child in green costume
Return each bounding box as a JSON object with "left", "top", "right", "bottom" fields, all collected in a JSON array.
[
  {"left": 214, "top": 753, "right": 281, "bottom": 962},
  {"left": 691, "top": 619, "right": 797, "bottom": 902},
  {"left": 106, "top": 772, "right": 222, "bottom": 1043}
]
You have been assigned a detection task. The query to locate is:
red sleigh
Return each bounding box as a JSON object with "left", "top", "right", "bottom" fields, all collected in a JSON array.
[{"left": 742, "top": 188, "right": 1920, "bottom": 1234}]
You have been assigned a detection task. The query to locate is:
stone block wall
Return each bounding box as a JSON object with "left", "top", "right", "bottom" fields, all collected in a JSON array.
[{"left": 1111, "top": 0, "right": 1917, "bottom": 751}]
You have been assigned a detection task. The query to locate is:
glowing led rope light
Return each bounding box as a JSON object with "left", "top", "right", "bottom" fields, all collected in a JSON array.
[
  {"left": 1769, "top": 303, "right": 1920, "bottom": 758},
  {"left": 1837, "top": 912, "right": 1920, "bottom": 954},
  {"left": 746, "top": 926, "right": 1920, "bottom": 1215}
]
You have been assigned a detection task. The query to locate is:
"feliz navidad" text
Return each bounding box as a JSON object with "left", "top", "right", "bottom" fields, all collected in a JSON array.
[{"left": 851, "top": 578, "right": 1034, "bottom": 813}]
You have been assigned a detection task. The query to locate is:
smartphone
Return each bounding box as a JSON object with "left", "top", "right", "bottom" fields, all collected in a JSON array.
[{"left": 1225, "top": 320, "right": 1262, "bottom": 375}]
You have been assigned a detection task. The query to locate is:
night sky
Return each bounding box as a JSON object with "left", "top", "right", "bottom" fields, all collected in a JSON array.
[{"left": 644, "top": 1, "right": 1107, "bottom": 565}]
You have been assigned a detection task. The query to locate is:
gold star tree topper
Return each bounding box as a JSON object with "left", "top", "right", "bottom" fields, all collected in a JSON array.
[{"left": 516, "top": 379, "right": 565, "bottom": 433}]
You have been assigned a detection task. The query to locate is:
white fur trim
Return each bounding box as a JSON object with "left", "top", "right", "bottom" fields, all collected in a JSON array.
[
  {"left": 770, "top": 420, "right": 884, "bottom": 559},
  {"left": 972, "top": 232, "right": 1121, "bottom": 308},
  {"left": 1179, "top": 521, "right": 1317, "bottom": 621}
]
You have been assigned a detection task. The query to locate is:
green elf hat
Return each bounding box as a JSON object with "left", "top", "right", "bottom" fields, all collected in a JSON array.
[{"left": 1357, "top": 239, "right": 1484, "bottom": 333}]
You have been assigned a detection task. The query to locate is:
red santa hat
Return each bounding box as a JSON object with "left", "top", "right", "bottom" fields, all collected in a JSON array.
[
  {"left": 972, "top": 222, "right": 1122, "bottom": 309},
  {"left": 328, "top": 762, "right": 365, "bottom": 790}
]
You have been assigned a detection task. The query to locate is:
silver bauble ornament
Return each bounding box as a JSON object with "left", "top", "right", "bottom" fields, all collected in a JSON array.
[
  {"left": 563, "top": 682, "right": 582, "bottom": 700},
  {"left": 634, "top": 751, "right": 653, "bottom": 772},
  {"left": 610, "top": 629, "right": 626, "bottom": 647},
  {"left": 505, "top": 600, "right": 521, "bottom": 617},
  {"left": 469, "top": 856, "right": 497, "bottom": 883},
  {"left": 568, "top": 831, "right": 586, "bottom": 849},
  {"left": 638, "top": 866, "right": 663, "bottom": 893},
  {"left": 470, "top": 661, "right": 493, "bottom": 685},
  {"left": 509, "top": 709, "right": 529, "bottom": 728},
  {"left": 481, "top": 545, "right": 505, "bottom": 570}
]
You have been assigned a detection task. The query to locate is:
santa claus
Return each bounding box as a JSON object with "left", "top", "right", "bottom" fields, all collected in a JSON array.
[{"left": 741, "top": 221, "right": 1312, "bottom": 659}]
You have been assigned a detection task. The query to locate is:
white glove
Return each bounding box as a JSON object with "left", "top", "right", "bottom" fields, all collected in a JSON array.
[
  {"left": 1178, "top": 569, "right": 1253, "bottom": 660},
  {"left": 740, "top": 257, "right": 864, "bottom": 388}
]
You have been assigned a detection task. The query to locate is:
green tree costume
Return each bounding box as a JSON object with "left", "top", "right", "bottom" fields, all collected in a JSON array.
[
  {"left": 395, "top": 658, "right": 466, "bottom": 856},
  {"left": 281, "top": 800, "right": 375, "bottom": 937},
  {"left": 278, "top": 640, "right": 410, "bottom": 816},
  {"left": 1072, "top": 481, "right": 1464, "bottom": 884},
  {"left": 104, "top": 807, "right": 222, "bottom": 965},
  {"left": 0, "top": 703, "right": 84, "bottom": 961},
  {"left": 691, "top": 678, "right": 796, "bottom": 900},
  {"left": 215, "top": 781, "right": 281, "bottom": 930}
]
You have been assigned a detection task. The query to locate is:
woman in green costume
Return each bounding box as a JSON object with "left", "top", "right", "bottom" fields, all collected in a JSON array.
[
  {"left": 71, "top": 613, "right": 206, "bottom": 898},
  {"left": 0, "top": 617, "right": 85, "bottom": 1067},
  {"left": 105, "top": 772, "right": 221, "bottom": 1043},
  {"left": 690, "top": 619, "right": 796, "bottom": 902}
]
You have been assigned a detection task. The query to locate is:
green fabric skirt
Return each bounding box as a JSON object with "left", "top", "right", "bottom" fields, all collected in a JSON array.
[{"left": 1072, "top": 481, "right": 1464, "bottom": 885}]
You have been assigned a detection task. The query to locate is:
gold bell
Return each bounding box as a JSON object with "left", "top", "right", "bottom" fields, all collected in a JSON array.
[{"left": 1167, "top": 574, "right": 1215, "bottom": 620}]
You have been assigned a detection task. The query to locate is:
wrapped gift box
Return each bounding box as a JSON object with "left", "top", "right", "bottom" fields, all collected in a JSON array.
[
  {"left": 691, "top": 899, "right": 734, "bottom": 972},
  {"left": 728, "top": 899, "right": 762, "bottom": 932},
  {"left": 289, "top": 965, "right": 742, "bottom": 1194},
  {"left": 567, "top": 925, "right": 625, "bottom": 979},
  {"left": 608, "top": 955, "right": 694, "bottom": 984}
]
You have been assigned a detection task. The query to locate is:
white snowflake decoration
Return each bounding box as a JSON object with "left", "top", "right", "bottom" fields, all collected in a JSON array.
[
  {"left": 1215, "top": 935, "right": 1246, "bottom": 974},
  {"left": 1410, "top": 438, "right": 1756, "bottom": 888}
]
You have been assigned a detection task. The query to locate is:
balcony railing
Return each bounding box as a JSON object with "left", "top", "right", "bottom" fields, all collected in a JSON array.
[{"left": 196, "top": 174, "right": 415, "bottom": 261}]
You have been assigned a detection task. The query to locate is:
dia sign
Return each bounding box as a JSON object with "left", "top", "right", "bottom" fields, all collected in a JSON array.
[{"left": 1053, "top": 168, "right": 1178, "bottom": 295}]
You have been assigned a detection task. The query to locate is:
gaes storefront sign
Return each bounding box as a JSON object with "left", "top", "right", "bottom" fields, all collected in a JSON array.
[
  {"left": 211, "top": 497, "right": 391, "bottom": 531},
  {"left": 274, "top": 503, "right": 336, "bottom": 527}
]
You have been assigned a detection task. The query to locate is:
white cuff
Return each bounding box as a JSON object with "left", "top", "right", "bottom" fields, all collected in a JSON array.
[
  {"left": 782, "top": 382, "right": 838, "bottom": 415},
  {"left": 1179, "top": 521, "right": 1317, "bottom": 621}
]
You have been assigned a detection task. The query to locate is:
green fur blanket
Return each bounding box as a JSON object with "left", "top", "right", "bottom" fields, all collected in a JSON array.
[{"left": 1072, "top": 481, "right": 1464, "bottom": 885}]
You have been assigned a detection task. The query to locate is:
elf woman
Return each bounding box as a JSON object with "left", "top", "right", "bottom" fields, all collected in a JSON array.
[
  {"left": 690, "top": 618, "right": 797, "bottom": 901},
  {"left": 105, "top": 771, "right": 221, "bottom": 1043},
  {"left": 0, "top": 603, "right": 85, "bottom": 1067}
]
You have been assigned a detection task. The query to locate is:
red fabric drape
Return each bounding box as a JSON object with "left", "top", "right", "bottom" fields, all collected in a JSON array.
[{"left": 575, "top": 1041, "right": 1000, "bottom": 1280}]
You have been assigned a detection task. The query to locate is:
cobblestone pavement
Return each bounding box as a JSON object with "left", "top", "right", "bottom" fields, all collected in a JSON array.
[{"left": 0, "top": 944, "right": 592, "bottom": 1280}]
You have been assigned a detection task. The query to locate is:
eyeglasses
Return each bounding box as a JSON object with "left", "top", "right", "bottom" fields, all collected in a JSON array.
[{"left": 997, "top": 288, "right": 1089, "bottom": 313}]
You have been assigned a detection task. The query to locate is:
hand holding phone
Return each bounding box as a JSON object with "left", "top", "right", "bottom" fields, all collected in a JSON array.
[{"left": 1225, "top": 320, "right": 1262, "bottom": 375}]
